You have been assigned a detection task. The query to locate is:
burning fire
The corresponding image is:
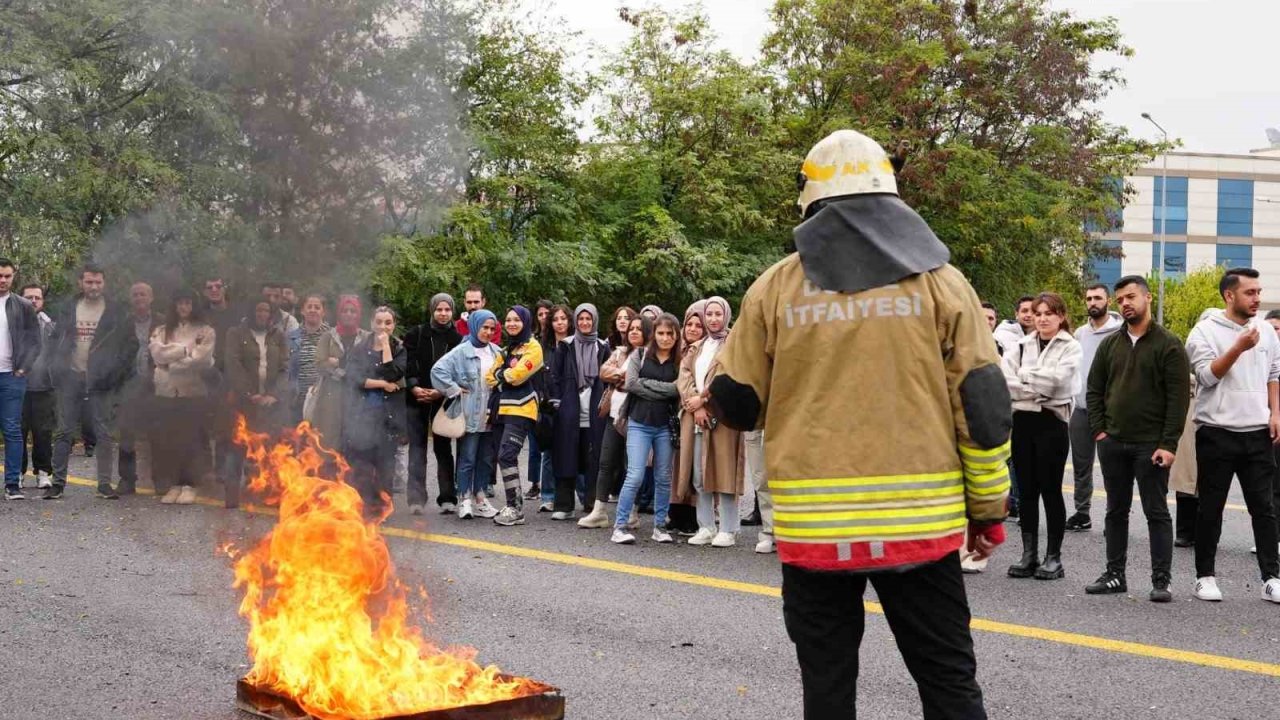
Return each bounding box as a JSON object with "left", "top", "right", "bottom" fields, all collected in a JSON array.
[{"left": 227, "top": 418, "right": 537, "bottom": 719}]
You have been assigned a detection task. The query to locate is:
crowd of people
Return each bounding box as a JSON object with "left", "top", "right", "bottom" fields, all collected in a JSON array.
[{"left": 0, "top": 263, "right": 773, "bottom": 551}]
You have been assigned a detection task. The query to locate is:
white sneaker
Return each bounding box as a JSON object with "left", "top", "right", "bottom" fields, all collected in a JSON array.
[
  {"left": 577, "top": 503, "right": 611, "bottom": 528},
  {"left": 37, "top": 471, "right": 53, "bottom": 489},
  {"left": 160, "top": 487, "right": 182, "bottom": 504},
  {"left": 711, "top": 531, "right": 737, "bottom": 548},
  {"left": 176, "top": 486, "right": 197, "bottom": 505},
  {"left": 1194, "top": 576, "right": 1223, "bottom": 602},
  {"left": 960, "top": 552, "right": 988, "bottom": 574},
  {"left": 439, "top": 502, "right": 456, "bottom": 515},
  {"left": 1251, "top": 546, "right": 1257, "bottom": 554},
  {"left": 687, "top": 528, "right": 716, "bottom": 546},
  {"left": 652, "top": 528, "right": 674, "bottom": 544},
  {"left": 1263, "top": 578, "right": 1280, "bottom": 604},
  {"left": 409, "top": 504, "right": 425, "bottom": 516},
  {"left": 754, "top": 533, "right": 776, "bottom": 554},
  {"left": 493, "top": 506, "right": 525, "bottom": 526},
  {"left": 538, "top": 502, "right": 554, "bottom": 513},
  {"left": 611, "top": 529, "right": 636, "bottom": 545},
  {"left": 550, "top": 511, "right": 575, "bottom": 521},
  {"left": 457, "top": 499, "right": 474, "bottom": 519},
  {"left": 474, "top": 498, "right": 499, "bottom": 519}
]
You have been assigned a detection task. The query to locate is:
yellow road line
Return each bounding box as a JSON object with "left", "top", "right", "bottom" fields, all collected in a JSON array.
[
  {"left": 59, "top": 477, "right": 1280, "bottom": 679},
  {"left": 1060, "top": 484, "right": 1249, "bottom": 513}
]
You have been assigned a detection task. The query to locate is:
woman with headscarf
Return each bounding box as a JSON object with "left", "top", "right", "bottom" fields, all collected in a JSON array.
[
  {"left": 665, "top": 300, "right": 708, "bottom": 535},
  {"left": 403, "top": 293, "right": 463, "bottom": 515},
  {"left": 579, "top": 314, "right": 651, "bottom": 529},
  {"left": 639, "top": 305, "right": 664, "bottom": 322},
  {"left": 430, "top": 310, "right": 502, "bottom": 521},
  {"left": 527, "top": 302, "right": 571, "bottom": 507},
  {"left": 548, "top": 303, "right": 612, "bottom": 521},
  {"left": 343, "top": 306, "right": 407, "bottom": 517},
  {"left": 677, "top": 296, "right": 746, "bottom": 547},
  {"left": 313, "top": 294, "right": 369, "bottom": 448},
  {"left": 487, "top": 305, "right": 545, "bottom": 526}
]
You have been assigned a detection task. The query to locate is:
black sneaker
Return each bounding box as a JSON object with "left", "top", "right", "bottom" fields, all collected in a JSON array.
[
  {"left": 117, "top": 483, "right": 137, "bottom": 496},
  {"left": 523, "top": 484, "right": 541, "bottom": 501},
  {"left": 1065, "top": 513, "right": 1092, "bottom": 531},
  {"left": 96, "top": 486, "right": 119, "bottom": 500},
  {"left": 42, "top": 486, "right": 64, "bottom": 500},
  {"left": 741, "top": 511, "right": 762, "bottom": 527},
  {"left": 1174, "top": 535, "right": 1194, "bottom": 548},
  {"left": 1150, "top": 578, "right": 1172, "bottom": 603},
  {"left": 5, "top": 487, "right": 25, "bottom": 500},
  {"left": 1086, "top": 571, "right": 1127, "bottom": 595}
]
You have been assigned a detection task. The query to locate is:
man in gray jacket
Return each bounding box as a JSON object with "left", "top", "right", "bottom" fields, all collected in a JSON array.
[
  {"left": 1066, "top": 284, "right": 1123, "bottom": 531},
  {"left": 20, "top": 283, "right": 56, "bottom": 489},
  {"left": 1184, "top": 267, "right": 1280, "bottom": 604}
]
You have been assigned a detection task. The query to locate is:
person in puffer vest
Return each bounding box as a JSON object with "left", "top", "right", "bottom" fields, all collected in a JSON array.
[{"left": 708, "top": 129, "right": 1011, "bottom": 720}]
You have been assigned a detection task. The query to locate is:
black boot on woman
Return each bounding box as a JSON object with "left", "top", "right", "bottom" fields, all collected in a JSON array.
[{"left": 1007, "top": 531, "right": 1039, "bottom": 578}]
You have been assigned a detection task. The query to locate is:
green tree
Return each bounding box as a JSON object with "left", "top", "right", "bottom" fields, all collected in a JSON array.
[{"left": 1150, "top": 267, "right": 1224, "bottom": 340}]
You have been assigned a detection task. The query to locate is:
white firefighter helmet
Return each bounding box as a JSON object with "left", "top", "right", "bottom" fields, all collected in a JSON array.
[{"left": 796, "top": 130, "right": 898, "bottom": 216}]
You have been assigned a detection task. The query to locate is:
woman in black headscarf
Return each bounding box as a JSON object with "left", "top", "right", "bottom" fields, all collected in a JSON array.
[
  {"left": 550, "top": 303, "right": 612, "bottom": 520},
  {"left": 403, "top": 292, "right": 463, "bottom": 515}
]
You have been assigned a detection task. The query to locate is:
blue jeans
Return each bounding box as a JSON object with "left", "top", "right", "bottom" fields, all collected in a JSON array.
[
  {"left": 527, "top": 432, "right": 555, "bottom": 504},
  {"left": 0, "top": 372, "right": 27, "bottom": 490},
  {"left": 456, "top": 432, "right": 496, "bottom": 500},
  {"left": 615, "top": 420, "right": 672, "bottom": 530}
]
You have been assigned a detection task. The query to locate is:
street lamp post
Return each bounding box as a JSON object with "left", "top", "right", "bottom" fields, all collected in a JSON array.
[{"left": 1142, "top": 112, "right": 1169, "bottom": 325}]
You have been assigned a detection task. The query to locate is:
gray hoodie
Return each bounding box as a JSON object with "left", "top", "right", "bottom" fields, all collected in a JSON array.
[
  {"left": 1186, "top": 308, "right": 1280, "bottom": 432},
  {"left": 1073, "top": 311, "right": 1124, "bottom": 407}
]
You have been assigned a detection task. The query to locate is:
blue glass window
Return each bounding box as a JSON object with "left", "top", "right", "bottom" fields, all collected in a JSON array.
[
  {"left": 1152, "top": 176, "right": 1188, "bottom": 235},
  {"left": 1216, "top": 243, "right": 1252, "bottom": 268},
  {"left": 1085, "top": 177, "right": 1125, "bottom": 233},
  {"left": 1218, "top": 179, "right": 1254, "bottom": 237},
  {"left": 1151, "top": 241, "right": 1187, "bottom": 279},
  {"left": 1088, "top": 239, "right": 1122, "bottom": 289}
]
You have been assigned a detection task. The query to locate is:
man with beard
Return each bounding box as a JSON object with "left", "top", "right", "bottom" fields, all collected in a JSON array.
[
  {"left": 993, "top": 295, "right": 1034, "bottom": 352},
  {"left": 1066, "top": 284, "right": 1123, "bottom": 531},
  {"left": 1085, "top": 275, "right": 1189, "bottom": 602},
  {"left": 1184, "top": 268, "right": 1280, "bottom": 604},
  {"left": 708, "top": 130, "right": 1011, "bottom": 719},
  {"left": 20, "top": 283, "right": 56, "bottom": 490},
  {"left": 115, "top": 281, "right": 160, "bottom": 495}
]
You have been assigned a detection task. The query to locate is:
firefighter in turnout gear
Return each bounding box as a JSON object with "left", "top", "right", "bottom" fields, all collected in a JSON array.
[{"left": 708, "top": 130, "right": 1012, "bottom": 720}]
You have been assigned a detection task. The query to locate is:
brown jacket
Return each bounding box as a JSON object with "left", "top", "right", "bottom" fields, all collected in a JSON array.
[
  {"left": 676, "top": 338, "right": 744, "bottom": 498},
  {"left": 225, "top": 323, "right": 290, "bottom": 432}
]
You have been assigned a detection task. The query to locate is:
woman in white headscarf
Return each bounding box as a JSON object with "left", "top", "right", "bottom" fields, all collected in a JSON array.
[
  {"left": 549, "top": 303, "right": 612, "bottom": 520},
  {"left": 676, "top": 296, "right": 745, "bottom": 547}
]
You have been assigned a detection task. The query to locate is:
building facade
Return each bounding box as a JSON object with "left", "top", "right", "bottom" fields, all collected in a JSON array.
[{"left": 1090, "top": 146, "right": 1280, "bottom": 288}]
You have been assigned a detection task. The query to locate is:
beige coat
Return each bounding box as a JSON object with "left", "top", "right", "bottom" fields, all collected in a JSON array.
[
  {"left": 1170, "top": 375, "right": 1198, "bottom": 496},
  {"left": 150, "top": 323, "right": 216, "bottom": 398},
  {"left": 311, "top": 328, "right": 370, "bottom": 448},
  {"left": 676, "top": 338, "right": 745, "bottom": 497}
]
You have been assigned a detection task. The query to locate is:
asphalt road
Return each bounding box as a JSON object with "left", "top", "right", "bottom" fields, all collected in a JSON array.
[{"left": 3, "top": 451, "right": 1278, "bottom": 720}]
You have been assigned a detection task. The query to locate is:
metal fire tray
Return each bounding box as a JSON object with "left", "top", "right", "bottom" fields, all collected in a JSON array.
[{"left": 236, "top": 677, "right": 565, "bottom": 720}]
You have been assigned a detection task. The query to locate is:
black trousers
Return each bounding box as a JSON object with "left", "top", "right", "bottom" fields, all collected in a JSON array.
[
  {"left": 21, "top": 389, "right": 55, "bottom": 475},
  {"left": 555, "top": 426, "right": 595, "bottom": 512},
  {"left": 1011, "top": 410, "right": 1069, "bottom": 551},
  {"left": 406, "top": 403, "right": 456, "bottom": 508},
  {"left": 592, "top": 423, "right": 626, "bottom": 505},
  {"left": 347, "top": 441, "right": 397, "bottom": 515},
  {"left": 1097, "top": 437, "right": 1173, "bottom": 582},
  {"left": 497, "top": 418, "right": 532, "bottom": 509},
  {"left": 782, "top": 554, "right": 986, "bottom": 720},
  {"left": 1194, "top": 427, "right": 1280, "bottom": 580}
]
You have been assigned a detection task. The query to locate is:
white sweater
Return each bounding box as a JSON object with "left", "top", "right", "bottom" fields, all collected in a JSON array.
[
  {"left": 1185, "top": 309, "right": 1280, "bottom": 432},
  {"left": 1002, "top": 329, "right": 1082, "bottom": 423}
]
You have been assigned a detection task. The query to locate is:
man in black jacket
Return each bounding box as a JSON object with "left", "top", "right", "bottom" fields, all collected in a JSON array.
[
  {"left": 46, "top": 265, "right": 139, "bottom": 500},
  {"left": 1, "top": 259, "right": 41, "bottom": 500},
  {"left": 402, "top": 293, "right": 463, "bottom": 515}
]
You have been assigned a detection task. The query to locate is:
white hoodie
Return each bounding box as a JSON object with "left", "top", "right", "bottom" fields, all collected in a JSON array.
[
  {"left": 1073, "top": 311, "right": 1124, "bottom": 407},
  {"left": 992, "top": 320, "right": 1027, "bottom": 356},
  {"left": 1002, "top": 329, "right": 1083, "bottom": 423},
  {"left": 1185, "top": 308, "right": 1280, "bottom": 432}
]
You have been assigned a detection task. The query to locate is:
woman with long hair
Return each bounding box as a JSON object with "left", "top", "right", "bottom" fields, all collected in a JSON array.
[
  {"left": 343, "top": 306, "right": 407, "bottom": 517},
  {"left": 579, "top": 314, "right": 651, "bottom": 528},
  {"left": 487, "top": 306, "right": 545, "bottom": 527},
  {"left": 149, "top": 289, "right": 216, "bottom": 505},
  {"left": 403, "top": 293, "right": 463, "bottom": 515},
  {"left": 313, "top": 294, "right": 369, "bottom": 449},
  {"left": 611, "top": 312, "right": 682, "bottom": 545},
  {"left": 1002, "top": 292, "right": 1081, "bottom": 580},
  {"left": 431, "top": 310, "right": 501, "bottom": 521},
  {"left": 224, "top": 298, "right": 290, "bottom": 508},
  {"left": 526, "top": 300, "right": 561, "bottom": 505},
  {"left": 549, "top": 303, "right": 611, "bottom": 520},
  {"left": 606, "top": 306, "right": 636, "bottom": 350},
  {"left": 289, "top": 293, "right": 330, "bottom": 423}
]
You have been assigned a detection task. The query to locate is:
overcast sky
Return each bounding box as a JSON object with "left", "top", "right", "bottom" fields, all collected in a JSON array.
[{"left": 542, "top": 0, "right": 1279, "bottom": 154}]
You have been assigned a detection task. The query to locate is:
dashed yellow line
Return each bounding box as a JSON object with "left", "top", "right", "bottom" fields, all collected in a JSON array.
[{"left": 55, "top": 476, "right": 1280, "bottom": 679}]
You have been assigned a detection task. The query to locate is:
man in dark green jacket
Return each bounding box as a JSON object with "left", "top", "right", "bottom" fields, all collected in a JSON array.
[{"left": 1085, "top": 275, "right": 1190, "bottom": 602}]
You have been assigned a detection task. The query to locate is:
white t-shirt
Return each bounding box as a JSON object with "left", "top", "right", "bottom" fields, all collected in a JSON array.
[
  {"left": 0, "top": 294, "right": 11, "bottom": 372},
  {"left": 1128, "top": 331, "right": 1140, "bottom": 346},
  {"left": 694, "top": 337, "right": 721, "bottom": 394},
  {"left": 252, "top": 329, "right": 268, "bottom": 394},
  {"left": 476, "top": 345, "right": 496, "bottom": 382},
  {"left": 579, "top": 387, "right": 591, "bottom": 428}
]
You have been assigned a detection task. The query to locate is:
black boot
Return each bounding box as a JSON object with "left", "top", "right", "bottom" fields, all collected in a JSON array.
[
  {"left": 1174, "top": 492, "right": 1197, "bottom": 547},
  {"left": 742, "top": 496, "right": 762, "bottom": 526},
  {"left": 1007, "top": 531, "right": 1039, "bottom": 578},
  {"left": 1036, "top": 529, "right": 1065, "bottom": 580}
]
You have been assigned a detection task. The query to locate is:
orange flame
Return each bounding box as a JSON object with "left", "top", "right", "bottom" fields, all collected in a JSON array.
[{"left": 230, "top": 418, "right": 537, "bottom": 719}]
